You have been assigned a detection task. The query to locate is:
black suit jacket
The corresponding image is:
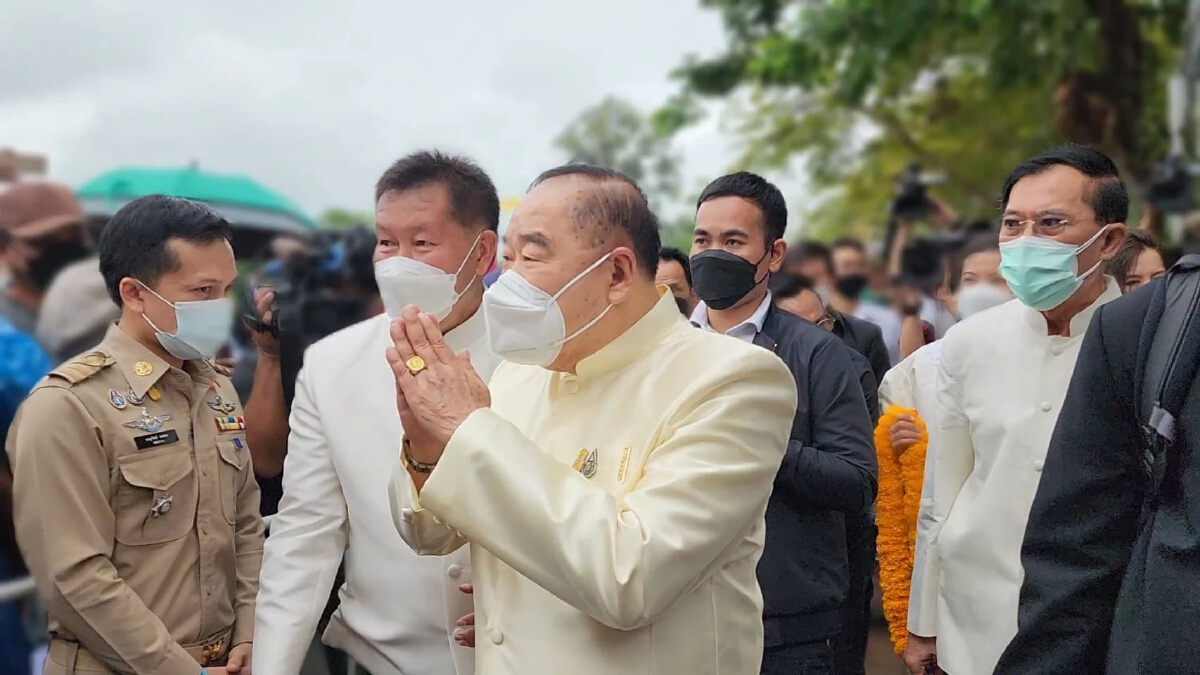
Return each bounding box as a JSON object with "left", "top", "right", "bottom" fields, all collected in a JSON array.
[
  {"left": 995, "top": 282, "right": 1200, "bottom": 675},
  {"left": 753, "top": 304, "right": 878, "bottom": 644},
  {"left": 829, "top": 309, "right": 891, "bottom": 385}
]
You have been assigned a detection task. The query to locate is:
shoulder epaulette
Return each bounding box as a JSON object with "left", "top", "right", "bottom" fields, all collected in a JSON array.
[
  {"left": 47, "top": 351, "right": 114, "bottom": 385},
  {"left": 209, "top": 360, "right": 233, "bottom": 377}
]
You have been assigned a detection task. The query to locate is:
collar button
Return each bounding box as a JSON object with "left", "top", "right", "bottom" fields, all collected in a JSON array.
[{"left": 563, "top": 378, "right": 579, "bottom": 395}]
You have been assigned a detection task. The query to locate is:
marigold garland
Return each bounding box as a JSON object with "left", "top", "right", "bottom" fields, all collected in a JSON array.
[{"left": 874, "top": 405, "right": 929, "bottom": 655}]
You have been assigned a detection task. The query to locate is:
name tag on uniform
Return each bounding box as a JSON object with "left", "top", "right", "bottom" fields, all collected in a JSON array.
[{"left": 134, "top": 429, "right": 180, "bottom": 450}]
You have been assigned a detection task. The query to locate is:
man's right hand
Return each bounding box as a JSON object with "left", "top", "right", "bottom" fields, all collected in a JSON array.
[
  {"left": 890, "top": 415, "right": 922, "bottom": 453},
  {"left": 903, "top": 634, "right": 942, "bottom": 674}
]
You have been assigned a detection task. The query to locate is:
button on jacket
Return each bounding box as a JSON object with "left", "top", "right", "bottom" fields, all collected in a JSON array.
[
  {"left": 390, "top": 290, "right": 798, "bottom": 675},
  {"left": 6, "top": 323, "right": 263, "bottom": 674},
  {"left": 254, "top": 310, "right": 500, "bottom": 675}
]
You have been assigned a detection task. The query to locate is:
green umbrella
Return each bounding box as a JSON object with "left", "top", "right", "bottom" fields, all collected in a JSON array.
[{"left": 76, "top": 164, "right": 317, "bottom": 232}]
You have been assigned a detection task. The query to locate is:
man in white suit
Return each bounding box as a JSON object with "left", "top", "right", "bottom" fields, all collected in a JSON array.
[
  {"left": 253, "top": 151, "right": 502, "bottom": 675},
  {"left": 385, "top": 164, "right": 799, "bottom": 675},
  {"left": 903, "top": 145, "right": 1127, "bottom": 675}
]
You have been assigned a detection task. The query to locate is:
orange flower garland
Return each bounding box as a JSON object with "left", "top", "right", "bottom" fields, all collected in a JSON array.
[{"left": 874, "top": 405, "right": 929, "bottom": 655}]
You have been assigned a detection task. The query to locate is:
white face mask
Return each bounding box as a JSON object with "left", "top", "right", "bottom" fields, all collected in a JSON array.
[
  {"left": 139, "top": 283, "right": 234, "bottom": 360},
  {"left": 955, "top": 283, "right": 1013, "bottom": 319},
  {"left": 375, "top": 232, "right": 483, "bottom": 320},
  {"left": 483, "top": 252, "right": 613, "bottom": 367}
]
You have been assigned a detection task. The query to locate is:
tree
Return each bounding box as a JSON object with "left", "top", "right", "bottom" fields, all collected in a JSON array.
[
  {"left": 659, "top": 0, "right": 1189, "bottom": 240},
  {"left": 319, "top": 207, "right": 372, "bottom": 230},
  {"left": 556, "top": 95, "right": 683, "bottom": 207}
]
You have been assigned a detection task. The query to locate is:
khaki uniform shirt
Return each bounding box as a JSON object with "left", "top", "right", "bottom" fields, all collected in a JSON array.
[{"left": 5, "top": 324, "right": 263, "bottom": 674}]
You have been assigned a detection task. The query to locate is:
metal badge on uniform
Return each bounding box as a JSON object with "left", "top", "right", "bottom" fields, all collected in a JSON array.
[
  {"left": 150, "top": 494, "right": 173, "bottom": 517},
  {"left": 147, "top": 386, "right": 161, "bottom": 402},
  {"left": 126, "top": 386, "right": 145, "bottom": 405},
  {"left": 134, "top": 429, "right": 180, "bottom": 450},
  {"left": 108, "top": 389, "right": 127, "bottom": 410},
  {"left": 122, "top": 407, "right": 171, "bottom": 433},
  {"left": 206, "top": 393, "right": 236, "bottom": 414},
  {"left": 215, "top": 416, "right": 246, "bottom": 433},
  {"left": 573, "top": 448, "right": 598, "bottom": 479},
  {"left": 133, "top": 361, "right": 154, "bottom": 377}
]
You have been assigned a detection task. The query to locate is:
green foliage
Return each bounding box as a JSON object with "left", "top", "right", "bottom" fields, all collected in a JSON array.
[
  {"left": 319, "top": 207, "right": 372, "bottom": 230},
  {"left": 555, "top": 95, "right": 683, "bottom": 209},
  {"left": 665, "top": 0, "right": 1190, "bottom": 240}
]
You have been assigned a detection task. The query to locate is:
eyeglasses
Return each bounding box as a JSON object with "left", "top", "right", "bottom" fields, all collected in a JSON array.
[
  {"left": 1000, "top": 216, "right": 1094, "bottom": 238},
  {"left": 816, "top": 314, "right": 835, "bottom": 330}
]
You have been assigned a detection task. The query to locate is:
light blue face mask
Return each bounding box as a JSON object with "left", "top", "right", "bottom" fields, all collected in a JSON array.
[
  {"left": 139, "top": 282, "right": 234, "bottom": 360},
  {"left": 998, "top": 225, "right": 1109, "bottom": 311}
]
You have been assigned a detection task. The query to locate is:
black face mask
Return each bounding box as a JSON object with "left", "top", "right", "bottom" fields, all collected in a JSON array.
[
  {"left": 834, "top": 274, "right": 869, "bottom": 300},
  {"left": 690, "top": 249, "right": 767, "bottom": 311},
  {"left": 27, "top": 242, "right": 90, "bottom": 290}
]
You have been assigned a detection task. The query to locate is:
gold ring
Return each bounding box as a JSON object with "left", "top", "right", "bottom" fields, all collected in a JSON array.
[{"left": 405, "top": 355, "right": 427, "bottom": 375}]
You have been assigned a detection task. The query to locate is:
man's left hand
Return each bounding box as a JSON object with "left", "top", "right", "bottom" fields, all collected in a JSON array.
[
  {"left": 225, "top": 642, "right": 252, "bottom": 674},
  {"left": 387, "top": 306, "right": 490, "bottom": 457}
]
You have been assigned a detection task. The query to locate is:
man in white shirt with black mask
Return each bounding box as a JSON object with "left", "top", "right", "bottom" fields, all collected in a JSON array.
[{"left": 254, "top": 151, "right": 502, "bottom": 675}]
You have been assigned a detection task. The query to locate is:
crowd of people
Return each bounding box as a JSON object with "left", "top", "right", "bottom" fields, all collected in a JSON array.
[{"left": 0, "top": 142, "right": 1195, "bottom": 675}]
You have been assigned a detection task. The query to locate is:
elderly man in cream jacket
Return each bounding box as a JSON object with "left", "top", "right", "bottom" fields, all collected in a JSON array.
[
  {"left": 903, "top": 146, "right": 1127, "bottom": 675},
  {"left": 385, "top": 165, "right": 798, "bottom": 675}
]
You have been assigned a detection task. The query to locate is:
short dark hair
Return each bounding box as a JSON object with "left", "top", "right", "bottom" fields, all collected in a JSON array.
[
  {"left": 768, "top": 271, "right": 816, "bottom": 301},
  {"left": 98, "top": 195, "right": 232, "bottom": 306},
  {"left": 696, "top": 171, "right": 788, "bottom": 246},
  {"left": 1000, "top": 145, "right": 1129, "bottom": 225},
  {"left": 949, "top": 233, "right": 1000, "bottom": 292},
  {"left": 786, "top": 240, "right": 833, "bottom": 272},
  {"left": 830, "top": 236, "right": 866, "bottom": 254},
  {"left": 1105, "top": 228, "right": 1161, "bottom": 288},
  {"left": 375, "top": 150, "right": 500, "bottom": 232},
  {"left": 658, "top": 246, "right": 692, "bottom": 288},
  {"left": 529, "top": 163, "right": 661, "bottom": 278}
]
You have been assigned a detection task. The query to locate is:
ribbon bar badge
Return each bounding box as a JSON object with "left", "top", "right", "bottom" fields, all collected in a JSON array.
[{"left": 215, "top": 416, "right": 246, "bottom": 432}]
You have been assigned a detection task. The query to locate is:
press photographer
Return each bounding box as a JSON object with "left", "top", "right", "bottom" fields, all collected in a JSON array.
[{"left": 241, "top": 226, "right": 381, "bottom": 493}]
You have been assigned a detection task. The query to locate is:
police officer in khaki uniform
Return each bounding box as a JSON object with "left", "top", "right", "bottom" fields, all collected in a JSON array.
[{"left": 6, "top": 195, "right": 263, "bottom": 675}]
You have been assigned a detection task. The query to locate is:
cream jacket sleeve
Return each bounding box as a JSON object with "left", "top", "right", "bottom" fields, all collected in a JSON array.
[
  {"left": 388, "top": 452, "right": 469, "bottom": 556},
  {"left": 907, "top": 334, "right": 974, "bottom": 637},
  {"left": 397, "top": 350, "right": 796, "bottom": 631}
]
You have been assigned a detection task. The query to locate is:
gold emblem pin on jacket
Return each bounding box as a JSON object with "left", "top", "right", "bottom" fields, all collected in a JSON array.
[{"left": 573, "top": 449, "right": 598, "bottom": 478}]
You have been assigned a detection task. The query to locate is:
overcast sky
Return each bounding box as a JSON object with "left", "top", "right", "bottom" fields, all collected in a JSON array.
[{"left": 0, "top": 0, "right": 740, "bottom": 219}]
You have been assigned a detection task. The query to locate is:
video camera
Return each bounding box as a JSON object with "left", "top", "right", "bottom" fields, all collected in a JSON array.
[
  {"left": 1145, "top": 155, "right": 1199, "bottom": 213},
  {"left": 245, "top": 225, "right": 378, "bottom": 407},
  {"left": 889, "top": 161, "right": 946, "bottom": 222}
]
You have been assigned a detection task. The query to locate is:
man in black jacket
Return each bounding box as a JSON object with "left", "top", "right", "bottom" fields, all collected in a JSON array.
[
  {"left": 994, "top": 275, "right": 1200, "bottom": 675},
  {"left": 688, "top": 172, "right": 878, "bottom": 675},
  {"left": 770, "top": 272, "right": 880, "bottom": 421},
  {"left": 785, "top": 242, "right": 892, "bottom": 383}
]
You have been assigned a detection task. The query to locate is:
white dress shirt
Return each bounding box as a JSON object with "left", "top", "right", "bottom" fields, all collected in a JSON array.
[
  {"left": 689, "top": 291, "right": 772, "bottom": 343},
  {"left": 909, "top": 278, "right": 1121, "bottom": 675},
  {"left": 254, "top": 309, "right": 501, "bottom": 675},
  {"left": 388, "top": 290, "right": 798, "bottom": 675}
]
